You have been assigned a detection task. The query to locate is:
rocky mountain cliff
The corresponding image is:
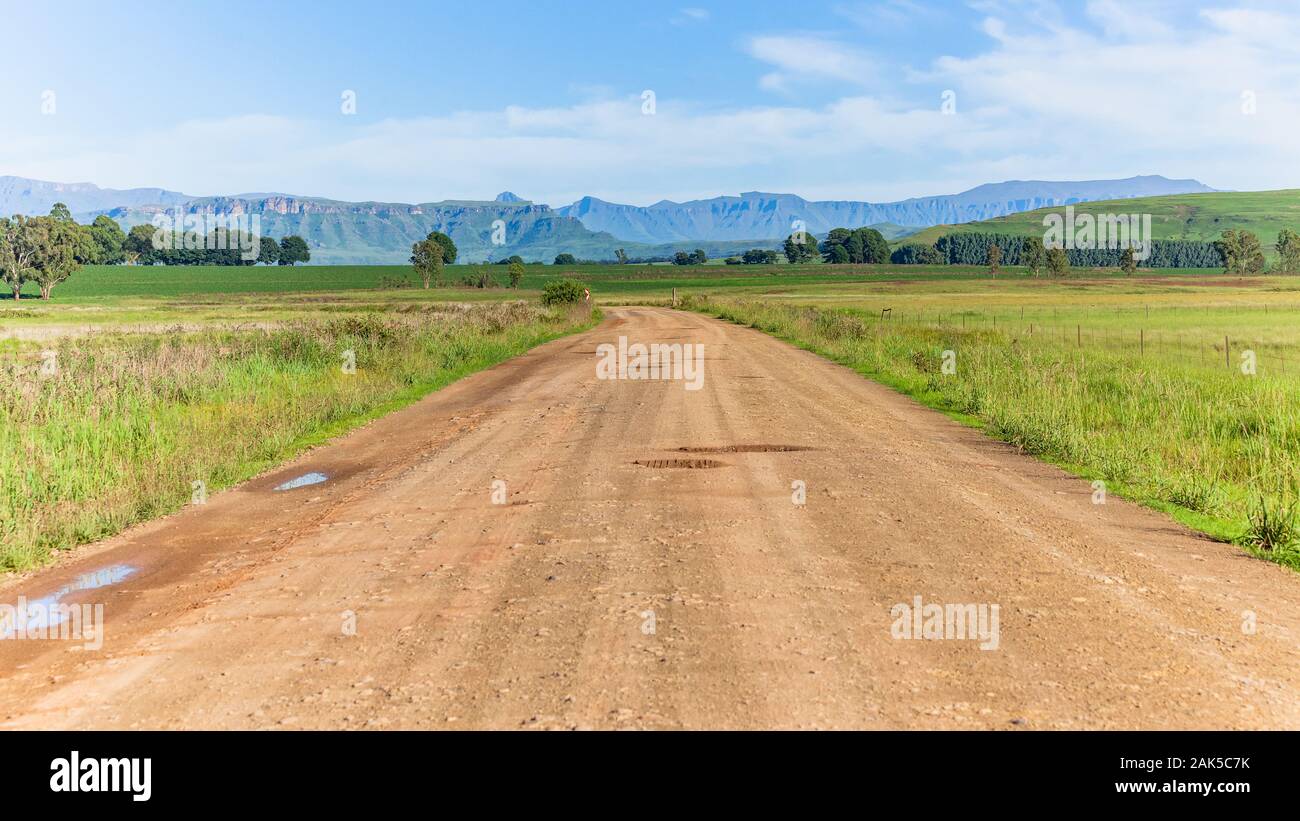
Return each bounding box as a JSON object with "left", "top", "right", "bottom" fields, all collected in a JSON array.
[
  {"left": 100, "top": 196, "right": 619, "bottom": 264},
  {"left": 555, "top": 177, "right": 1217, "bottom": 244}
]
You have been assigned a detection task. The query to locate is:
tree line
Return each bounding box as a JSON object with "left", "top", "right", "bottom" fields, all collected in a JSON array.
[
  {"left": 931, "top": 232, "right": 1224, "bottom": 269},
  {"left": 0, "top": 204, "right": 314, "bottom": 300},
  {"left": 123, "top": 226, "right": 311, "bottom": 267},
  {"left": 925, "top": 228, "right": 1300, "bottom": 274}
]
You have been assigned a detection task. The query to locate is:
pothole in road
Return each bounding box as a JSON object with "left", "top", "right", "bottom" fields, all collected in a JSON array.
[
  {"left": 676, "top": 445, "right": 814, "bottom": 454},
  {"left": 2, "top": 563, "right": 138, "bottom": 635},
  {"left": 275, "top": 472, "right": 329, "bottom": 491},
  {"left": 634, "top": 458, "right": 727, "bottom": 469}
]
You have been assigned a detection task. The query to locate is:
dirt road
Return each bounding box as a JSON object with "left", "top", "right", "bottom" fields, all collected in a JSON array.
[{"left": 3, "top": 307, "right": 1298, "bottom": 729}]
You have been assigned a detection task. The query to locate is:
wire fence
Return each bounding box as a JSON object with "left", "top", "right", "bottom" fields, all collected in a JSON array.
[{"left": 869, "top": 304, "right": 1298, "bottom": 376}]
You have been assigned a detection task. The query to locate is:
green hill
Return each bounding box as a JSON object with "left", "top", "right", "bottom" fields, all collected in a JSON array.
[{"left": 903, "top": 189, "right": 1300, "bottom": 254}]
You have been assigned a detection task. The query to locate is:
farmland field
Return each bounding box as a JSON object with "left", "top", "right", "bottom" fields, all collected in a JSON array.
[
  {"left": 4, "top": 262, "right": 1298, "bottom": 571},
  {"left": 5, "top": 258, "right": 1300, "bottom": 737}
]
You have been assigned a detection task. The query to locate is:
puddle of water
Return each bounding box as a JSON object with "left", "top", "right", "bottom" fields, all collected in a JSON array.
[
  {"left": 0, "top": 563, "right": 137, "bottom": 636},
  {"left": 275, "top": 472, "right": 328, "bottom": 491}
]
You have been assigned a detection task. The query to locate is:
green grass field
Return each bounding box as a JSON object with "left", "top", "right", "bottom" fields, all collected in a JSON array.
[
  {"left": 4, "top": 261, "right": 1299, "bottom": 571},
  {"left": 0, "top": 259, "right": 1253, "bottom": 305},
  {"left": 3, "top": 261, "right": 1012, "bottom": 302}
]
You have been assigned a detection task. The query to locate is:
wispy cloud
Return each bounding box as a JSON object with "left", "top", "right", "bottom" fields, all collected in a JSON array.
[
  {"left": 748, "top": 35, "right": 876, "bottom": 91},
  {"left": 671, "top": 7, "right": 711, "bottom": 25},
  {"left": 835, "top": 0, "right": 938, "bottom": 28}
]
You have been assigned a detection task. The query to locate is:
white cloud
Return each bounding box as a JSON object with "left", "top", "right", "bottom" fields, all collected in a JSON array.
[
  {"left": 748, "top": 35, "right": 876, "bottom": 90},
  {"left": 4, "top": 2, "right": 1300, "bottom": 206}
]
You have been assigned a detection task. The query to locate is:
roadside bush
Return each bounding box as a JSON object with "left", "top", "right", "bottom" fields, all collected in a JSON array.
[{"left": 541, "top": 278, "right": 586, "bottom": 306}]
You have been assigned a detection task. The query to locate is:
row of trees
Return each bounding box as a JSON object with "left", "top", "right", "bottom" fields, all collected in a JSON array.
[
  {"left": 546, "top": 226, "right": 1300, "bottom": 272},
  {"left": 817, "top": 227, "right": 891, "bottom": 264},
  {"left": 931, "top": 232, "right": 1225, "bottom": 270},
  {"left": 1213, "top": 228, "right": 1300, "bottom": 275},
  {"left": 927, "top": 228, "right": 1300, "bottom": 275},
  {"left": 0, "top": 204, "right": 321, "bottom": 299},
  {"left": 120, "top": 225, "right": 311, "bottom": 266},
  {"left": 725, "top": 249, "right": 779, "bottom": 265}
]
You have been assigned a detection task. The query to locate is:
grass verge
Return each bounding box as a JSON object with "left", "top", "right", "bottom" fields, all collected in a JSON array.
[
  {"left": 1, "top": 301, "right": 596, "bottom": 570},
  {"left": 681, "top": 295, "right": 1300, "bottom": 571}
]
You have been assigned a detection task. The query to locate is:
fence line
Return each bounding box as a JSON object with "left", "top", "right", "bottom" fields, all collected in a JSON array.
[{"left": 868, "top": 306, "right": 1296, "bottom": 376}]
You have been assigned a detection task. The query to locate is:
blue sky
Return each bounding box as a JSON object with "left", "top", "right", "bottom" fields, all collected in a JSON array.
[{"left": 2, "top": 0, "right": 1298, "bottom": 205}]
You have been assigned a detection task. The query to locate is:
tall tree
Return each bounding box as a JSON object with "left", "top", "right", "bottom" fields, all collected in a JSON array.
[
  {"left": 844, "top": 231, "right": 865, "bottom": 263},
  {"left": 0, "top": 217, "right": 40, "bottom": 299},
  {"left": 856, "top": 228, "right": 891, "bottom": 264},
  {"left": 278, "top": 235, "right": 311, "bottom": 266},
  {"left": 1215, "top": 229, "right": 1265, "bottom": 276},
  {"left": 1046, "top": 246, "right": 1070, "bottom": 277},
  {"left": 823, "top": 243, "right": 849, "bottom": 264},
  {"left": 410, "top": 236, "right": 445, "bottom": 288},
  {"left": 987, "top": 243, "right": 1001, "bottom": 277},
  {"left": 123, "top": 224, "right": 158, "bottom": 265},
  {"left": 1021, "top": 236, "right": 1046, "bottom": 277},
  {"left": 783, "top": 231, "right": 819, "bottom": 263},
  {"left": 258, "top": 236, "right": 281, "bottom": 266},
  {"left": 819, "top": 228, "right": 851, "bottom": 263},
  {"left": 507, "top": 260, "right": 525, "bottom": 288},
  {"left": 45, "top": 203, "right": 98, "bottom": 264},
  {"left": 423, "top": 231, "right": 457, "bottom": 264},
  {"left": 1120, "top": 246, "right": 1137, "bottom": 275},
  {"left": 1275, "top": 228, "right": 1300, "bottom": 274},
  {"left": 28, "top": 216, "right": 82, "bottom": 299},
  {"left": 89, "top": 215, "right": 126, "bottom": 265}
]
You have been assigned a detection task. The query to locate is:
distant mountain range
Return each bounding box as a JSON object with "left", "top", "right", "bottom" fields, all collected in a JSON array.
[
  {"left": 0, "top": 174, "right": 1217, "bottom": 263},
  {"left": 0, "top": 176, "right": 189, "bottom": 215},
  {"left": 555, "top": 177, "right": 1218, "bottom": 244}
]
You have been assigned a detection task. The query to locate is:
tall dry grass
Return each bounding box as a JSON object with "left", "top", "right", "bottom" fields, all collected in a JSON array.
[{"left": 0, "top": 302, "right": 590, "bottom": 569}]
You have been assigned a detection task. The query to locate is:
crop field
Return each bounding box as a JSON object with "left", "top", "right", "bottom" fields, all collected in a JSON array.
[{"left": 0, "top": 260, "right": 1232, "bottom": 303}]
